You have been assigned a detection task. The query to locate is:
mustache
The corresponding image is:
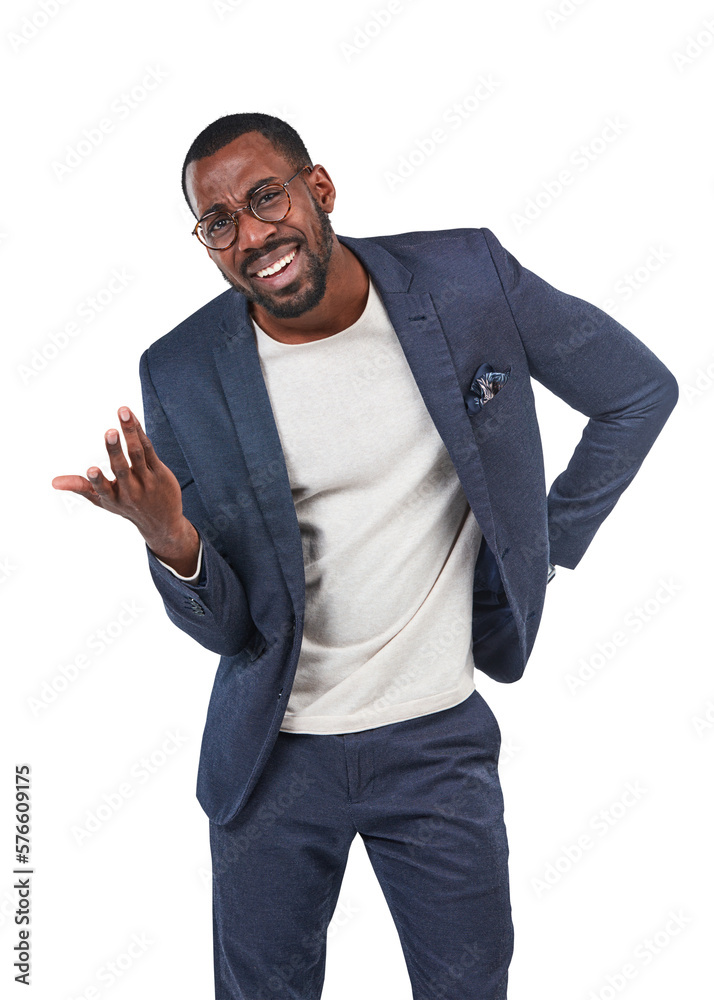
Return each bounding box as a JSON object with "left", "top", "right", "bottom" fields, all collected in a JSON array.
[{"left": 242, "top": 237, "right": 305, "bottom": 279}]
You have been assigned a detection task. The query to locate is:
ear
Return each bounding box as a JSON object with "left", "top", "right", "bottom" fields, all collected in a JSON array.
[{"left": 306, "top": 163, "right": 336, "bottom": 214}]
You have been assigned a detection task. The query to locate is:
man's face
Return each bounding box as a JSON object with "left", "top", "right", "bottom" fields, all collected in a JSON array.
[{"left": 185, "top": 132, "right": 335, "bottom": 319}]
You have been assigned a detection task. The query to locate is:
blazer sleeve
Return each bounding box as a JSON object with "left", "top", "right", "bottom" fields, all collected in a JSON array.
[
  {"left": 481, "top": 227, "right": 679, "bottom": 570},
  {"left": 155, "top": 536, "right": 204, "bottom": 583},
  {"left": 139, "top": 348, "right": 255, "bottom": 656}
]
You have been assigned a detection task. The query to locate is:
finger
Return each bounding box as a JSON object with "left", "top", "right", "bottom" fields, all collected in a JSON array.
[
  {"left": 84, "top": 465, "right": 117, "bottom": 501},
  {"left": 104, "top": 425, "right": 131, "bottom": 480},
  {"left": 51, "top": 474, "right": 106, "bottom": 508},
  {"left": 132, "top": 414, "right": 159, "bottom": 469},
  {"left": 117, "top": 406, "right": 148, "bottom": 476}
]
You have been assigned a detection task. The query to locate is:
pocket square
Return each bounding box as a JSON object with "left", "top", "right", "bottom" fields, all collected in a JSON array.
[{"left": 465, "top": 363, "right": 511, "bottom": 414}]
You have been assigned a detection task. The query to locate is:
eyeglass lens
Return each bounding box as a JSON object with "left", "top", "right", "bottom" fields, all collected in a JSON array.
[{"left": 198, "top": 185, "right": 290, "bottom": 248}]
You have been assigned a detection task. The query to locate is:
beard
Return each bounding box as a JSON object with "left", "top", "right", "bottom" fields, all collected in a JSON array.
[{"left": 217, "top": 195, "right": 335, "bottom": 319}]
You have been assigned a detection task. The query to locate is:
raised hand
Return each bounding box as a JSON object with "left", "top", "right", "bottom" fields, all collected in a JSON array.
[{"left": 52, "top": 406, "right": 200, "bottom": 576}]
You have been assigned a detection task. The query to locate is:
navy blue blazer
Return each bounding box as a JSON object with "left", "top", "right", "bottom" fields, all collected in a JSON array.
[{"left": 139, "top": 227, "right": 678, "bottom": 825}]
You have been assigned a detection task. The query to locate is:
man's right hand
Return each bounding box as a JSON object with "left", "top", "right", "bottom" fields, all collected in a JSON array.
[{"left": 52, "top": 405, "right": 200, "bottom": 577}]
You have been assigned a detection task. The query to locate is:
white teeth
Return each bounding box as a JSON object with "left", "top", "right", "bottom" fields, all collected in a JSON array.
[{"left": 256, "top": 248, "right": 297, "bottom": 278}]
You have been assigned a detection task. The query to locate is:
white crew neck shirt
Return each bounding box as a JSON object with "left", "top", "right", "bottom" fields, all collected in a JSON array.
[{"left": 250, "top": 276, "right": 482, "bottom": 732}]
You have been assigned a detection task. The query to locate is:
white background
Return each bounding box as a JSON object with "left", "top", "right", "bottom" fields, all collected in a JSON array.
[{"left": 3, "top": 0, "right": 713, "bottom": 997}]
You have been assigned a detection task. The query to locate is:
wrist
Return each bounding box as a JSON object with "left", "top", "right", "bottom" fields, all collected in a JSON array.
[{"left": 145, "top": 518, "right": 200, "bottom": 575}]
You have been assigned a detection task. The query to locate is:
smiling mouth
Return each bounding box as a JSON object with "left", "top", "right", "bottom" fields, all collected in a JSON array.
[{"left": 254, "top": 247, "right": 298, "bottom": 279}]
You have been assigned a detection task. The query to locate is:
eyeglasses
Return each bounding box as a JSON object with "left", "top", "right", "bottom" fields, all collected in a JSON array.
[{"left": 192, "top": 165, "right": 311, "bottom": 250}]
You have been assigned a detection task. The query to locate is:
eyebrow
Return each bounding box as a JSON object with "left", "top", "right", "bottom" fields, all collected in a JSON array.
[{"left": 199, "top": 176, "right": 280, "bottom": 221}]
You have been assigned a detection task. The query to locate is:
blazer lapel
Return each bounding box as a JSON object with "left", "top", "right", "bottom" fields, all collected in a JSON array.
[
  {"left": 213, "top": 294, "right": 307, "bottom": 613},
  {"left": 339, "top": 235, "right": 498, "bottom": 549},
  {"left": 211, "top": 233, "right": 499, "bottom": 618}
]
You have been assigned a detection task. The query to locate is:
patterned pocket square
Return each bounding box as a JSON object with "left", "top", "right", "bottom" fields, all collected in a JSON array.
[{"left": 465, "top": 363, "right": 512, "bottom": 414}]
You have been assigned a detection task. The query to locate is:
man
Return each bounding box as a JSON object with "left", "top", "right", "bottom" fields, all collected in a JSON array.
[{"left": 52, "top": 112, "right": 678, "bottom": 999}]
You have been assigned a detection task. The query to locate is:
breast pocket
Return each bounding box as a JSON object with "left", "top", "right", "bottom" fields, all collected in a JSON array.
[{"left": 465, "top": 373, "right": 515, "bottom": 444}]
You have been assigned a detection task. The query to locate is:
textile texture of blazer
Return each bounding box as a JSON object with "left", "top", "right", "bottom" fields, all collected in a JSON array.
[{"left": 139, "top": 227, "right": 678, "bottom": 825}]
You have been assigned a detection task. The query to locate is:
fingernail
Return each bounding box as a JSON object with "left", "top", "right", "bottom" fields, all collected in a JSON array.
[
  {"left": 88, "top": 469, "right": 99, "bottom": 479},
  {"left": 106, "top": 430, "right": 118, "bottom": 445},
  {"left": 119, "top": 407, "right": 130, "bottom": 421}
]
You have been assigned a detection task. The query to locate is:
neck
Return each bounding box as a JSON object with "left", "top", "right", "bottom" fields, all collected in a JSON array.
[{"left": 248, "top": 238, "right": 370, "bottom": 345}]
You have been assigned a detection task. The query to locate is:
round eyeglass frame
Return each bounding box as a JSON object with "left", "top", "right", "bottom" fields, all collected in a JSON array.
[{"left": 192, "top": 165, "right": 312, "bottom": 251}]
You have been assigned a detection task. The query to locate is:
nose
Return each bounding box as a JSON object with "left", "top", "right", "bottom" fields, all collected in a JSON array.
[{"left": 234, "top": 209, "right": 279, "bottom": 254}]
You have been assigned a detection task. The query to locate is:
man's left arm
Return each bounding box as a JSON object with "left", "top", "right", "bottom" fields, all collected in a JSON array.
[{"left": 481, "top": 227, "right": 679, "bottom": 571}]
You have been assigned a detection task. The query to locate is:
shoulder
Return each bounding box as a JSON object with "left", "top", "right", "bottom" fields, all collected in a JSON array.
[
  {"left": 358, "top": 226, "right": 506, "bottom": 275},
  {"left": 366, "top": 226, "right": 494, "bottom": 255},
  {"left": 141, "top": 287, "right": 238, "bottom": 371},
  {"left": 348, "top": 227, "right": 510, "bottom": 292}
]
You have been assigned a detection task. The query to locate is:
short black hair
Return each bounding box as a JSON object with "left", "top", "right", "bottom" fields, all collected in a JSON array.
[{"left": 181, "top": 112, "right": 313, "bottom": 215}]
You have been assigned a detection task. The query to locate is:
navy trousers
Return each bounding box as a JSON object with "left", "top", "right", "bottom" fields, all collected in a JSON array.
[{"left": 209, "top": 688, "right": 514, "bottom": 999}]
